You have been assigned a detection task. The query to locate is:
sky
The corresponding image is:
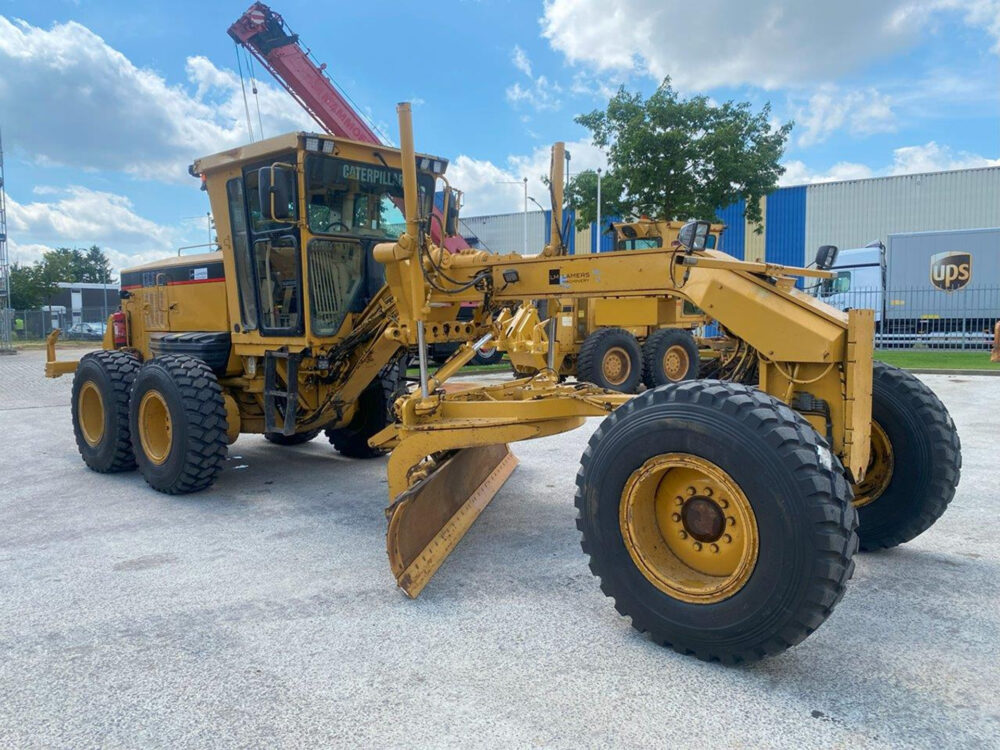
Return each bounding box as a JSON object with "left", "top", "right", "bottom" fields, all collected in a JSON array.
[{"left": 0, "top": 0, "right": 998, "bottom": 272}]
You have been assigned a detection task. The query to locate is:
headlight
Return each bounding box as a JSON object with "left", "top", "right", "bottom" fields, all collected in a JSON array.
[
  {"left": 321, "top": 139, "right": 335, "bottom": 154},
  {"left": 305, "top": 136, "right": 320, "bottom": 151}
]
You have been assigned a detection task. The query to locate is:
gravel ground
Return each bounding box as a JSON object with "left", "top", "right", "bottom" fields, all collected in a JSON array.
[{"left": 1, "top": 348, "right": 997, "bottom": 749}]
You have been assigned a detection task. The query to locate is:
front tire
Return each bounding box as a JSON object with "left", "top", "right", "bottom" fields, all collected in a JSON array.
[
  {"left": 71, "top": 350, "right": 140, "bottom": 473},
  {"left": 326, "top": 357, "right": 405, "bottom": 458},
  {"left": 576, "top": 381, "right": 857, "bottom": 663},
  {"left": 264, "top": 429, "right": 321, "bottom": 446},
  {"left": 853, "top": 362, "right": 961, "bottom": 550},
  {"left": 129, "top": 355, "right": 228, "bottom": 494}
]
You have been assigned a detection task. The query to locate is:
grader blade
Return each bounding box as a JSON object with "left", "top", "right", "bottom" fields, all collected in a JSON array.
[{"left": 386, "top": 444, "right": 518, "bottom": 598}]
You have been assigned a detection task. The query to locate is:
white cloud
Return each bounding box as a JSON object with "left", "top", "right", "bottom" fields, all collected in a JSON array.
[
  {"left": 511, "top": 45, "right": 533, "bottom": 77},
  {"left": 794, "top": 86, "right": 896, "bottom": 147},
  {"left": 888, "top": 141, "right": 1000, "bottom": 173},
  {"left": 781, "top": 141, "right": 999, "bottom": 184},
  {"left": 449, "top": 140, "right": 608, "bottom": 216},
  {"left": 5, "top": 187, "right": 196, "bottom": 272},
  {"left": 780, "top": 160, "right": 876, "bottom": 185},
  {"left": 0, "top": 17, "right": 315, "bottom": 182},
  {"left": 541, "top": 0, "right": 1000, "bottom": 89},
  {"left": 505, "top": 44, "right": 562, "bottom": 111}
]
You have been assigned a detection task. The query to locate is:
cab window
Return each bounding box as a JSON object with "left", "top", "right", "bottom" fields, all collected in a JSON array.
[
  {"left": 821, "top": 271, "right": 851, "bottom": 297},
  {"left": 304, "top": 155, "right": 432, "bottom": 239},
  {"left": 618, "top": 237, "right": 662, "bottom": 250},
  {"left": 245, "top": 159, "right": 298, "bottom": 234}
]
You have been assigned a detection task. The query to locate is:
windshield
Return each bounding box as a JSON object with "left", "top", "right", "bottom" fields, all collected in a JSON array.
[{"left": 304, "top": 155, "right": 434, "bottom": 239}]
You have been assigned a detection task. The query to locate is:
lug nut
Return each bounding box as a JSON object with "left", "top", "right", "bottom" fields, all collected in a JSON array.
[
  {"left": 723, "top": 534, "right": 732, "bottom": 544},
  {"left": 703, "top": 487, "right": 713, "bottom": 496},
  {"left": 710, "top": 543, "right": 719, "bottom": 553},
  {"left": 719, "top": 499, "right": 729, "bottom": 509},
  {"left": 679, "top": 530, "right": 688, "bottom": 539},
  {"left": 671, "top": 512, "right": 681, "bottom": 522},
  {"left": 687, "top": 486, "right": 696, "bottom": 496},
  {"left": 675, "top": 496, "right": 684, "bottom": 506},
  {"left": 693, "top": 542, "right": 703, "bottom": 551},
  {"left": 727, "top": 516, "right": 736, "bottom": 526}
]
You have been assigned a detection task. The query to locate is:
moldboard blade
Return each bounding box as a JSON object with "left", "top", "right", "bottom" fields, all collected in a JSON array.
[{"left": 386, "top": 444, "right": 518, "bottom": 598}]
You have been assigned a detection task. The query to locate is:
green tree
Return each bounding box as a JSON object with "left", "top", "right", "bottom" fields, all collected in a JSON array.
[
  {"left": 82, "top": 245, "right": 114, "bottom": 283},
  {"left": 9, "top": 262, "right": 58, "bottom": 309},
  {"left": 564, "top": 169, "right": 628, "bottom": 227},
  {"left": 8, "top": 246, "right": 114, "bottom": 309},
  {"left": 572, "top": 80, "right": 792, "bottom": 225}
]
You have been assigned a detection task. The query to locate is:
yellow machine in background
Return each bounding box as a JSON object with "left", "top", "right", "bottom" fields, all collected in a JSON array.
[
  {"left": 507, "top": 215, "right": 723, "bottom": 391},
  {"left": 46, "top": 103, "right": 961, "bottom": 664}
]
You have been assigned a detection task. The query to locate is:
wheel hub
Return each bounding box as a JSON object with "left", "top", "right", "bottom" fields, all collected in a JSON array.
[
  {"left": 681, "top": 496, "right": 725, "bottom": 542},
  {"left": 78, "top": 380, "right": 105, "bottom": 447},
  {"left": 602, "top": 347, "right": 631, "bottom": 385},
  {"left": 620, "top": 454, "right": 758, "bottom": 603},
  {"left": 853, "top": 420, "right": 894, "bottom": 508},
  {"left": 662, "top": 345, "right": 689, "bottom": 381},
  {"left": 138, "top": 389, "right": 173, "bottom": 466}
]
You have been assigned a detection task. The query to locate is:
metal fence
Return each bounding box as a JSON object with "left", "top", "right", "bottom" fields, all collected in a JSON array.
[
  {"left": 5, "top": 307, "right": 111, "bottom": 342},
  {"left": 814, "top": 286, "right": 1000, "bottom": 350},
  {"left": 3, "top": 288, "right": 998, "bottom": 350}
]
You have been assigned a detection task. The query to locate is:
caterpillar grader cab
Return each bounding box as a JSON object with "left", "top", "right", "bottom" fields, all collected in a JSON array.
[{"left": 47, "top": 103, "right": 961, "bottom": 663}]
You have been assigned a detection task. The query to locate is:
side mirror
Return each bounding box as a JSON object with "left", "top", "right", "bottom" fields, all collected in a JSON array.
[
  {"left": 677, "top": 220, "right": 711, "bottom": 251},
  {"left": 444, "top": 188, "right": 461, "bottom": 236},
  {"left": 815, "top": 245, "right": 839, "bottom": 270},
  {"left": 258, "top": 165, "right": 295, "bottom": 221}
]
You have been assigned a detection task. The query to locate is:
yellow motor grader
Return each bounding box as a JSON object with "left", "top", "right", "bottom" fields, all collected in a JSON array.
[
  {"left": 506, "top": 198, "right": 724, "bottom": 392},
  {"left": 46, "top": 104, "right": 961, "bottom": 663}
]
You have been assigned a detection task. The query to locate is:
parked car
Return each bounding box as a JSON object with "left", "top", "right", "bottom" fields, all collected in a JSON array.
[{"left": 64, "top": 322, "right": 106, "bottom": 341}]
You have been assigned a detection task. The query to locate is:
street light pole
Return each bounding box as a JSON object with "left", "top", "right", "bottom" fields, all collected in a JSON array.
[
  {"left": 522, "top": 177, "right": 528, "bottom": 254},
  {"left": 596, "top": 168, "right": 602, "bottom": 254}
]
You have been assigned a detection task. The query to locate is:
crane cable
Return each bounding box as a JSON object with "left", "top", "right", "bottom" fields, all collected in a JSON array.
[
  {"left": 234, "top": 43, "right": 255, "bottom": 142},
  {"left": 245, "top": 50, "right": 266, "bottom": 140}
]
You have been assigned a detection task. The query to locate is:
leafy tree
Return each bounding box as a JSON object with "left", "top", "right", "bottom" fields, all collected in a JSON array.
[
  {"left": 571, "top": 80, "right": 792, "bottom": 225},
  {"left": 9, "top": 262, "right": 58, "bottom": 309},
  {"left": 8, "top": 246, "right": 114, "bottom": 309},
  {"left": 564, "top": 169, "right": 628, "bottom": 227}
]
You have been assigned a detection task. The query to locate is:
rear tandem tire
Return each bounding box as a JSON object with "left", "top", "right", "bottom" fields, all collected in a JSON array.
[
  {"left": 577, "top": 327, "right": 643, "bottom": 393},
  {"left": 129, "top": 354, "right": 228, "bottom": 494},
  {"left": 853, "top": 362, "right": 961, "bottom": 550},
  {"left": 575, "top": 380, "right": 857, "bottom": 663},
  {"left": 642, "top": 328, "right": 700, "bottom": 386},
  {"left": 71, "top": 350, "right": 140, "bottom": 473}
]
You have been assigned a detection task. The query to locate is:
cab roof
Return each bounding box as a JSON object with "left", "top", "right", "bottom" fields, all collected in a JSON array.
[{"left": 190, "top": 131, "right": 449, "bottom": 177}]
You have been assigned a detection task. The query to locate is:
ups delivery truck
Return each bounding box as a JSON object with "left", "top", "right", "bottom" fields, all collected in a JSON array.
[{"left": 816, "top": 226, "right": 1000, "bottom": 347}]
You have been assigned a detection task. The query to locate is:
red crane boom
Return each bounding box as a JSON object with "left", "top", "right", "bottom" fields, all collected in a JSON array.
[{"left": 228, "top": 3, "right": 467, "bottom": 250}]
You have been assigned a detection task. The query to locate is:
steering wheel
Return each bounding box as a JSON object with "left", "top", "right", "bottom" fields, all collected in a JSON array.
[{"left": 327, "top": 221, "right": 350, "bottom": 233}]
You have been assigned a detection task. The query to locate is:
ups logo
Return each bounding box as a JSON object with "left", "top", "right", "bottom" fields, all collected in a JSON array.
[{"left": 930, "top": 251, "right": 972, "bottom": 291}]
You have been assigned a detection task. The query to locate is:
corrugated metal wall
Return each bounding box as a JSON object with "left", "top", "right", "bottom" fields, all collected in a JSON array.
[
  {"left": 715, "top": 201, "right": 745, "bottom": 259},
  {"left": 460, "top": 210, "right": 547, "bottom": 254},
  {"left": 462, "top": 166, "right": 1000, "bottom": 264},
  {"left": 764, "top": 186, "right": 806, "bottom": 267},
  {"left": 804, "top": 167, "right": 1000, "bottom": 262},
  {"left": 744, "top": 196, "right": 767, "bottom": 262}
]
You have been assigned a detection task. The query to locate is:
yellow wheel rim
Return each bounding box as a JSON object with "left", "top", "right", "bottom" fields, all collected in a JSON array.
[
  {"left": 602, "top": 346, "right": 631, "bottom": 386},
  {"left": 853, "top": 421, "right": 894, "bottom": 508},
  {"left": 138, "top": 389, "right": 173, "bottom": 466},
  {"left": 662, "top": 344, "right": 690, "bottom": 382},
  {"left": 620, "top": 453, "right": 759, "bottom": 604},
  {"left": 78, "top": 381, "right": 105, "bottom": 447}
]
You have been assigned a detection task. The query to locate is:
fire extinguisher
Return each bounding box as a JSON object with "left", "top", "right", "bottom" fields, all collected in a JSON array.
[{"left": 111, "top": 310, "right": 128, "bottom": 348}]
